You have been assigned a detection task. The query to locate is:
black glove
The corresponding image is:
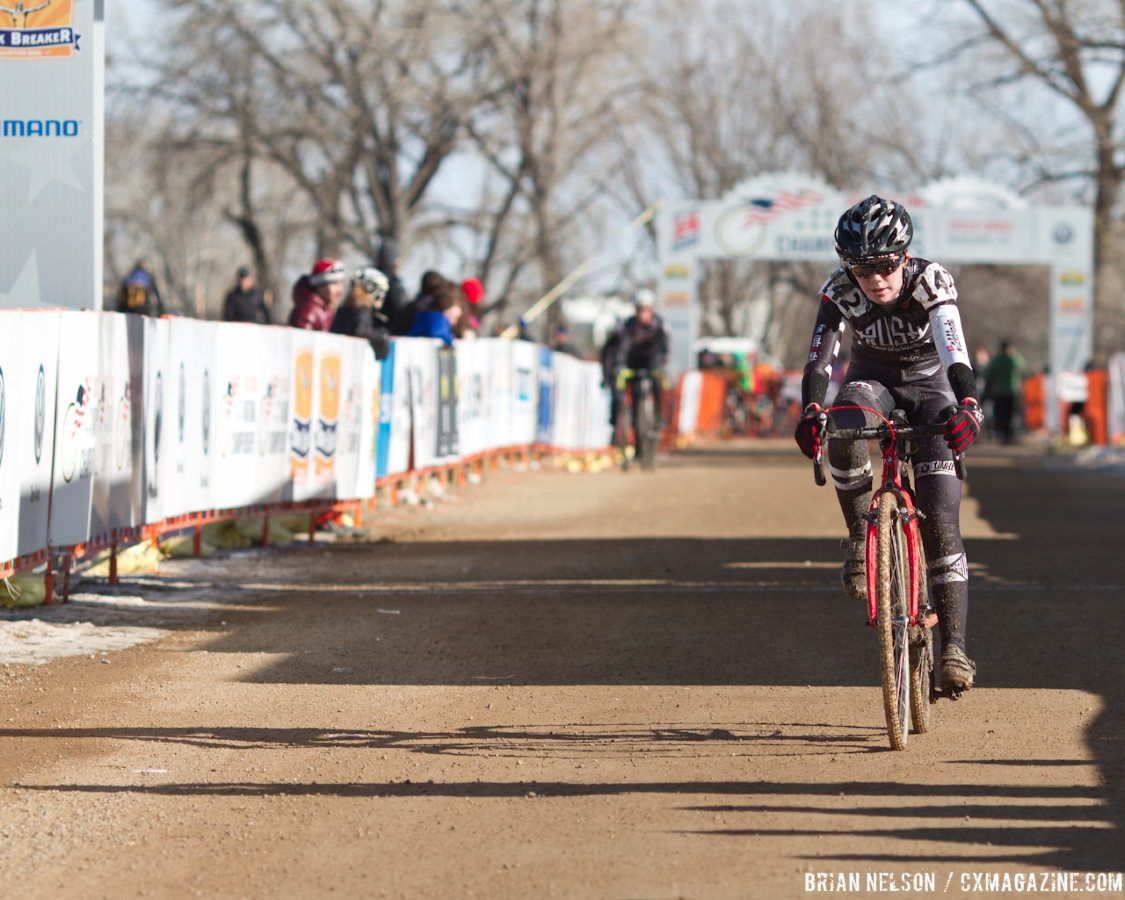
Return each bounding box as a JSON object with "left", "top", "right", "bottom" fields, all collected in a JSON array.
[
  {"left": 939, "top": 399, "right": 983, "bottom": 453},
  {"left": 794, "top": 403, "right": 829, "bottom": 459}
]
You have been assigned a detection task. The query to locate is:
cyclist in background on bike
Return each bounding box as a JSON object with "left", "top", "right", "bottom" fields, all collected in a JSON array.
[
  {"left": 793, "top": 196, "right": 983, "bottom": 693},
  {"left": 612, "top": 289, "right": 670, "bottom": 428}
]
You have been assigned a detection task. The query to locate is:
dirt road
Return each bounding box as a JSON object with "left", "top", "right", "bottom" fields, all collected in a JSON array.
[{"left": 1, "top": 441, "right": 1122, "bottom": 899}]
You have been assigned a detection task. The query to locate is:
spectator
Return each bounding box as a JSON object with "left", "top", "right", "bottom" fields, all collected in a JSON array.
[
  {"left": 289, "top": 259, "right": 346, "bottom": 331},
  {"left": 116, "top": 259, "right": 164, "bottom": 317},
  {"left": 223, "top": 266, "right": 272, "bottom": 324},
  {"left": 551, "top": 324, "right": 581, "bottom": 357},
  {"left": 459, "top": 277, "right": 483, "bottom": 338},
  {"left": 398, "top": 270, "right": 447, "bottom": 335},
  {"left": 331, "top": 266, "right": 391, "bottom": 360},
  {"left": 984, "top": 339, "right": 1026, "bottom": 444},
  {"left": 407, "top": 285, "right": 462, "bottom": 346},
  {"left": 378, "top": 238, "right": 410, "bottom": 336}
]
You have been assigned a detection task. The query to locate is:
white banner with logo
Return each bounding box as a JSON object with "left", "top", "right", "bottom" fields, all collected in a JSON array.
[
  {"left": 455, "top": 340, "right": 489, "bottom": 459},
  {"left": 16, "top": 310, "right": 59, "bottom": 556},
  {"left": 48, "top": 310, "right": 99, "bottom": 545},
  {"left": 141, "top": 317, "right": 169, "bottom": 525},
  {"left": 510, "top": 340, "right": 539, "bottom": 446},
  {"left": 408, "top": 338, "right": 441, "bottom": 471},
  {"left": 163, "top": 318, "right": 217, "bottom": 520},
  {"left": 0, "top": 311, "right": 23, "bottom": 560},
  {"left": 4, "top": 315, "right": 618, "bottom": 564}
]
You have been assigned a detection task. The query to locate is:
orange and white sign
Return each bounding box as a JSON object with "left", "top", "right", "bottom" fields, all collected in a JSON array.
[{"left": 0, "top": 0, "right": 80, "bottom": 59}]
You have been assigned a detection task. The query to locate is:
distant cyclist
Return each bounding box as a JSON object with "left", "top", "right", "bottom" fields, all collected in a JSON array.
[
  {"left": 611, "top": 289, "right": 670, "bottom": 429},
  {"left": 793, "top": 196, "right": 982, "bottom": 694}
]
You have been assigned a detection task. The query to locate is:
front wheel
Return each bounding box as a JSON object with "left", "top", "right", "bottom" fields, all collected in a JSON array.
[{"left": 876, "top": 491, "right": 911, "bottom": 750}]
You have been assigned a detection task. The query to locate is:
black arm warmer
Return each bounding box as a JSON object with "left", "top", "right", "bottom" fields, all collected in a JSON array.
[
  {"left": 946, "top": 362, "right": 979, "bottom": 404},
  {"left": 801, "top": 370, "right": 830, "bottom": 409}
]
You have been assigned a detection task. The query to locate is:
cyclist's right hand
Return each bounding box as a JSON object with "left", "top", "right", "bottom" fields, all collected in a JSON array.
[{"left": 794, "top": 403, "right": 829, "bottom": 459}]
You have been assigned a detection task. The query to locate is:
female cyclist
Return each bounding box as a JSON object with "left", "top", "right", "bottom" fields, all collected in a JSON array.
[{"left": 794, "top": 195, "right": 982, "bottom": 693}]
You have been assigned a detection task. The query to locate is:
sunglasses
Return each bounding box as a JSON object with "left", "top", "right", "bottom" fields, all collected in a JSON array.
[{"left": 848, "top": 257, "right": 904, "bottom": 278}]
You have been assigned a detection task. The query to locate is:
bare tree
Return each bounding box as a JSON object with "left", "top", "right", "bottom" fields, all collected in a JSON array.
[
  {"left": 937, "top": 0, "right": 1125, "bottom": 359},
  {"left": 452, "top": 0, "right": 640, "bottom": 333},
  {"left": 130, "top": 0, "right": 484, "bottom": 267}
]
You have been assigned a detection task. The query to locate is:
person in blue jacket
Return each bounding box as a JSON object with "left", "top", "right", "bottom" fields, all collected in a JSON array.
[{"left": 407, "top": 287, "right": 462, "bottom": 346}]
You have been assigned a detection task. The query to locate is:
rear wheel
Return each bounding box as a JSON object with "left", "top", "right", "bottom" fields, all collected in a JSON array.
[
  {"left": 876, "top": 491, "right": 911, "bottom": 750},
  {"left": 637, "top": 380, "right": 657, "bottom": 471},
  {"left": 909, "top": 534, "right": 934, "bottom": 734}
]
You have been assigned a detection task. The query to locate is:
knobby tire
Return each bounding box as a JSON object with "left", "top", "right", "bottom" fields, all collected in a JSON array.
[
  {"left": 876, "top": 491, "right": 911, "bottom": 750},
  {"left": 909, "top": 533, "right": 934, "bottom": 735}
]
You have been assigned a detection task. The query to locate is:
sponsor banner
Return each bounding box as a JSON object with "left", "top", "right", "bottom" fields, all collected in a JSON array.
[
  {"left": 162, "top": 318, "right": 216, "bottom": 520},
  {"left": 332, "top": 335, "right": 370, "bottom": 499},
  {"left": 536, "top": 346, "right": 553, "bottom": 444},
  {"left": 254, "top": 327, "right": 292, "bottom": 506},
  {"left": 549, "top": 352, "right": 581, "bottom": 450},
  {"left": 351, "top": 349, "right": 379, "bottom": 499},
  {"left": 213, "top": 323, "right": 267, "bottom": 509},
  {"left": 375, "top": 340, "right": 395, "bottom": 478},
  {"left": 435, "top": 346, "right": 459, "bottom": 461},
  {"left": 510, "top": 340, "right": 538, "bottom": 447},
  {"left": 89, "top": 313, "right": 138, "bottom": 537},
  {"left": 486, "top": 338, "right": 512, "bottom": 450},
  {"left": 676, "top": 370, "right": 703, "bottom": 436},
  {"left": 288, "top": 335, "right": 315, "bottom": 494},
  {"left": 0, "top": 0, "right": 104, "bottom": 312},
  {"left": 0, "top": 311, "right": 22, "bottom": 560},
  {"left": 1109, "top": 353, "right": 1125, "bottom": 440},
  {"left": 454, "top": 340, "right": 487, "bottom": 459},
  {"left": 408, "top": 338, "right": 441, "bottom": 471},
  {"left": 141, "top": 317, "right": 169, "bottom": 524},
  {"left": 384, "top": 338, "right": 413, "bottom": 476},
  {"left": 47, "top": 310, "right": 98, "bottom": 545},
  {"left": 312, "top": 334, "right": 344, "bottom": 492},
  {"left": 16, "top": 309, "right": 58, "bottom": 556}
]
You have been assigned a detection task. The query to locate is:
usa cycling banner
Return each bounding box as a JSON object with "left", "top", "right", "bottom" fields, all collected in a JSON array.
[
  {"left": 16, "top": 309, "right": 59, "bottom": 556},
  {"left": 435, "top": 347, "right": 459, "bottom": 462}
]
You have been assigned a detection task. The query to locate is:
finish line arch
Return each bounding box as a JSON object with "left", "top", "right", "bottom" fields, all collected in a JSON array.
[{"left": 655, "top": 173, "right": 1094, "bottom": 377}]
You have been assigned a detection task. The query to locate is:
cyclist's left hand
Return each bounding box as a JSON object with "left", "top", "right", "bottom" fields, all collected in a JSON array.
[{"left": 940, "top": 399, "right": 984, "bottom": 453}]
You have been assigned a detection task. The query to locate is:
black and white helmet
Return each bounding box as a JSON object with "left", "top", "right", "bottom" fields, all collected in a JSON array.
[
  {"left": 834, "top": 195, "right": 912, "bottom": 261},
  {"left": 354, "top": 266, "right": 389, "bottom": 303}
]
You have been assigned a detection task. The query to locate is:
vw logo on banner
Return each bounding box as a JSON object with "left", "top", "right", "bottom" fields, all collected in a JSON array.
[{"left": 34, "top": 364, "right": 45, "bottom": 464}]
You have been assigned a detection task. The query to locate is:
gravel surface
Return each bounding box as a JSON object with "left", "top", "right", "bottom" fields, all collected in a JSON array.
[{"left": 0, "top": 440, "right": 1121, "bottom": 899}]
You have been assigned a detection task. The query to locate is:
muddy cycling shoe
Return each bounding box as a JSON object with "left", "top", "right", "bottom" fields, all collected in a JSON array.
[
  {"left": 839, "top": 526, "right": 867, "bottom": 601},
  {"left": 940, "top": 644, "right": 977, "bottom": 692}
]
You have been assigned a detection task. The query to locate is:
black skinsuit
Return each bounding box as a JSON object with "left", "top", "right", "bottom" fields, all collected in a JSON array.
[
  {"left": 801, "top": 258, "right": 979, "bottom": 652},
  {"left": 612, "top": 313, "right": 670, "bottom": 427}
]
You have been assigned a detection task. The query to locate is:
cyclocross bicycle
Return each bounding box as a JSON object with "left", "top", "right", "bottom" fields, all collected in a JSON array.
[
  {"left": 812, "top": 407, "right": 967, "bottom": 750},
  {"left": 614, "top": 368, "right": 663, "bottom": 472}
]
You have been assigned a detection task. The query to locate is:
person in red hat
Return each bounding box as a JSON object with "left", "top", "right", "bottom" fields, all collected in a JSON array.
[
  {"left": 289, "top": 258, "right": 347, "bottom": 331},
  {"left": 460, "top": 277, "right": 483, "bottom": 335}
]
